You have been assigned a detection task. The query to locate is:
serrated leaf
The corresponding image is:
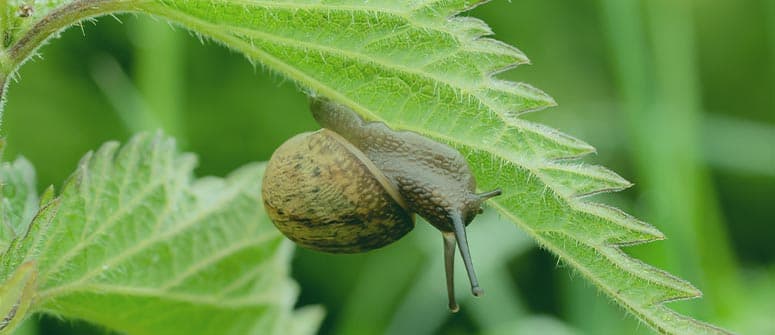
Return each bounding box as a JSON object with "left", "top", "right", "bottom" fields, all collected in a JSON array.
[
  {"left": 130, "top": 1, "right": 728, "bottom": 333},
  {"left": 538, "top": 163, "right": 633, "bottom": 198},
  {"left": 0, "top": 133, "right": 321, "bottom": 335},
  {"left": 2, "top": 0, "right": 732, "bottom": 334}
]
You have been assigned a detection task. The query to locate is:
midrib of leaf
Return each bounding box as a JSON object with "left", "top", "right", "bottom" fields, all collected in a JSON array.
[
  {"left": 0, "top": 133, "right": 322, "bottom": 335},
  {"left": 40, "top": 163, "right": 168, "bottom": 282},
  {"left": 0, "top": 0, "right": 731, "bottom": 334},
  {"left": 159, "top": 236, "right": 268, "bottom": 290},
  {"left": 38, "top": 230, "right": 278, "bottom": 301},
  {"left": 53, "top": 281, "right": 282, "bottom": 308}
]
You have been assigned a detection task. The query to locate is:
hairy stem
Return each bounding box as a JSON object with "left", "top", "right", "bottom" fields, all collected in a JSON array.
[
  {"left": 0, "top": 74, "right": 7, "bottom": 122},
  {"left": 0, "top": 0, "right": 150, "bottom": 116},
  {"left": 5, "top": 0, "right": 143, "bottom": 71}
]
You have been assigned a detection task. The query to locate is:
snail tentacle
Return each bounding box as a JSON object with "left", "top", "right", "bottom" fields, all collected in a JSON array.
[
  {"left": 451, "top": 212, "right": 483, "bottom": 297},
  {"left": 442, "top": 232, "right": 459, "bottom": 312}
]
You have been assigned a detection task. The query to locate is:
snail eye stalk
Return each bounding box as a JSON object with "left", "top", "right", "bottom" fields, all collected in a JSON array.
[
  {"left": 477, "top": 188, "right": 502, "bottom": 201},
  {"left": 442, "top": 232, "right": 459, "bottom": 312},
  {"left": 451, "top": 212, "right": 483, "bottom": 297}
]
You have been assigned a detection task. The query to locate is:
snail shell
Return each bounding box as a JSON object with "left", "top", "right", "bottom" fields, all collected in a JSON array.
[
  {"left": 262, "top": 98, "right": 502, "bottom": 312},
  {"left": 262, "top": 129, "right": 414, "bottom": 253}
]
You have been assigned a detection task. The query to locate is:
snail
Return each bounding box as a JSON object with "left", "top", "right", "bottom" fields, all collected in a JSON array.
[{"left": 262, "top": 97, "right": 501, "bottom": 312}]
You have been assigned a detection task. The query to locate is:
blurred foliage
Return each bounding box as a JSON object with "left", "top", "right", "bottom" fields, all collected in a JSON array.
[{"left": 2, "top": 0, "right": 774, "bottom": 334}]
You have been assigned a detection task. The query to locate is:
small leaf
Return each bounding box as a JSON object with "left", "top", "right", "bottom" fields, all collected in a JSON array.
[
  {"left": 0, "top": 261, "right": 37, "bottom": 334},
  {"left": 0, "top": 157, "right": 38, "bottom": 255},
  {"left": 0, "top": 133, "right": 320, "bottom": 335}
]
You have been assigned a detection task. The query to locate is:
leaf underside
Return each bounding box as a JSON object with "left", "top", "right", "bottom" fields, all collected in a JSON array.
[
  {"left": 122, "top": 0, "right": 729, "bottom": 333},
  {"left": 0, "top": 157, "right": 38, "bottom": 255},
  {"left": 0, "top": 0, "right": 732, "bottom": 334},
  {"left": 0, "top": 133, "right": 322, "bottom": 335},
  {"left": 137, "top": 1, "right": 730, "bottom": 334}
]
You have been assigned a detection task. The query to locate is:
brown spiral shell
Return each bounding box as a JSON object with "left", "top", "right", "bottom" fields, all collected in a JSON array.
[{"left": 262, "top": 129, "right": 414, "bottom": 253}]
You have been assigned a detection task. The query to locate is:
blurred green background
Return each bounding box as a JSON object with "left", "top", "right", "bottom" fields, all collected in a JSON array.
[{"left": 4, "top": 0, "right": 774, "bottom": 334}]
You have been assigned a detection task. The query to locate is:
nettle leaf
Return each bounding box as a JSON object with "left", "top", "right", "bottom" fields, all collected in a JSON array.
[
  {"left": 0, "top": 261, "right": 36, "bottom": 334},
  {"left": 132, "top": 2, "right": 726, "bottom": 334},
  {"left": 0, "top": 156, "right": 38, "bottom": 255},
  {"left": 0, "top": 133, "right": 322, "bottom": 335},
  {"left": 1, "top": 0, "right": 731, "bottom": 334}
]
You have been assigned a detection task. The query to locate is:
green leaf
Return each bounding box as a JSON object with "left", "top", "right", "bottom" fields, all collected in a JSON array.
[
  {"left": 129, "top": 2, "right": 727, "bottom": 334},
  {"left": 0, "top": 156, "right": 38, "bottom": 255},
  {"left": 0, "top": 133, "right": 322, "bottom": 335},
  {"left": 156, "top": 2, "right": 731, "bottom": 334},
  {"left": 0, "top": 262, "right": 36, "bottom": 334},
  {"left": 1, "top": 0, "right": 731, "bottom": 334}
]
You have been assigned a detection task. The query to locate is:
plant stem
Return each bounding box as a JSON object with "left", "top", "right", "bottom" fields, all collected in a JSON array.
[
  {"left": 769, "top": 0, "right": 775, "bottom": 109},
  {"left": 0, "top": 0, "right": 10, "bottom": 48},
  {"left": 0, "top": 0, "right": 147, "bottom": 125},
  {"left": 0, "top": 74, "right": 6, "bottom": 126},
  {"left": 0, "top": 0, "right": 11, "bottom": 116},
  {"left": 0, "top": 74, "right": 6, "bottom": 103},
  {"left": 5, "top": 0, "right": 142, "bottom": 71},
  {"left": 131, "top": 17, "right": 186, "bottom": 143},
  {"left": 599, "top": 0, "right": 741, "bottom": 320},
  {"left": 648, "top": 0, "right": 741, "bottom": 319}
]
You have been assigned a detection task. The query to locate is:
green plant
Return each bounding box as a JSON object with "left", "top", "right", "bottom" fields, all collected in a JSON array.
[{"left": 0, "top": 0, "right": 734, "bottom": 334}]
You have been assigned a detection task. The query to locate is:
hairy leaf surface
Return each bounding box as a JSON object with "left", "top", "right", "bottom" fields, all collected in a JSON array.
[
  {"left": 0, "top": 133, "right": 322, "bottom": 335},
  {"left": 0, "top": 0, "right": 731, "bottom": 334},
  {"left": 0, "top": 157, "right": 37, "bottom": 255}
]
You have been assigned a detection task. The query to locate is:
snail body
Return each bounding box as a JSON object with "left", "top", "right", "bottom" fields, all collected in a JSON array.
[{"left": 262, "top": 98, "right": 501, "bottom": 311}]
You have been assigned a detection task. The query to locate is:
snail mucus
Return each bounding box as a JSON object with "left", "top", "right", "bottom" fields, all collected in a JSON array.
[{"left": 262, "top": 98, "right": 501, "bottom": 311}]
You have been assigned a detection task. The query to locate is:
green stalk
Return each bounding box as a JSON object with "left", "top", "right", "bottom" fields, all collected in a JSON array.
[
  {"left": 0, "top": 0, "right": 143, "bottom": 123},
  {"left": 131, "top": 17, "right": 185, "bottom": 143},
  {"left": 599, "top": 0, "right": 740, "bottom": 319},
  {"left": 769, "top": 0, "right": 775, "bottom": 103},
  {"left": 1, "top": 0, "right": 13, "bottom": 121},
  {"left": 0, "top": 73, "right": 6, "bottom": 111},
  {"left": 648, "top": 0, "right": 741, "bottom": 319},
  {"left": 6, "top": 0, "right": 143, "bottom": 67},
  {"left": 0, "top": 0, "right": 9, "bottom": 47},
  {"left": 568, "top": 3, "right": 668, "bottom": 331},
  {"left": 0, "top": 0, "right": 184, "bottom": 138}
]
